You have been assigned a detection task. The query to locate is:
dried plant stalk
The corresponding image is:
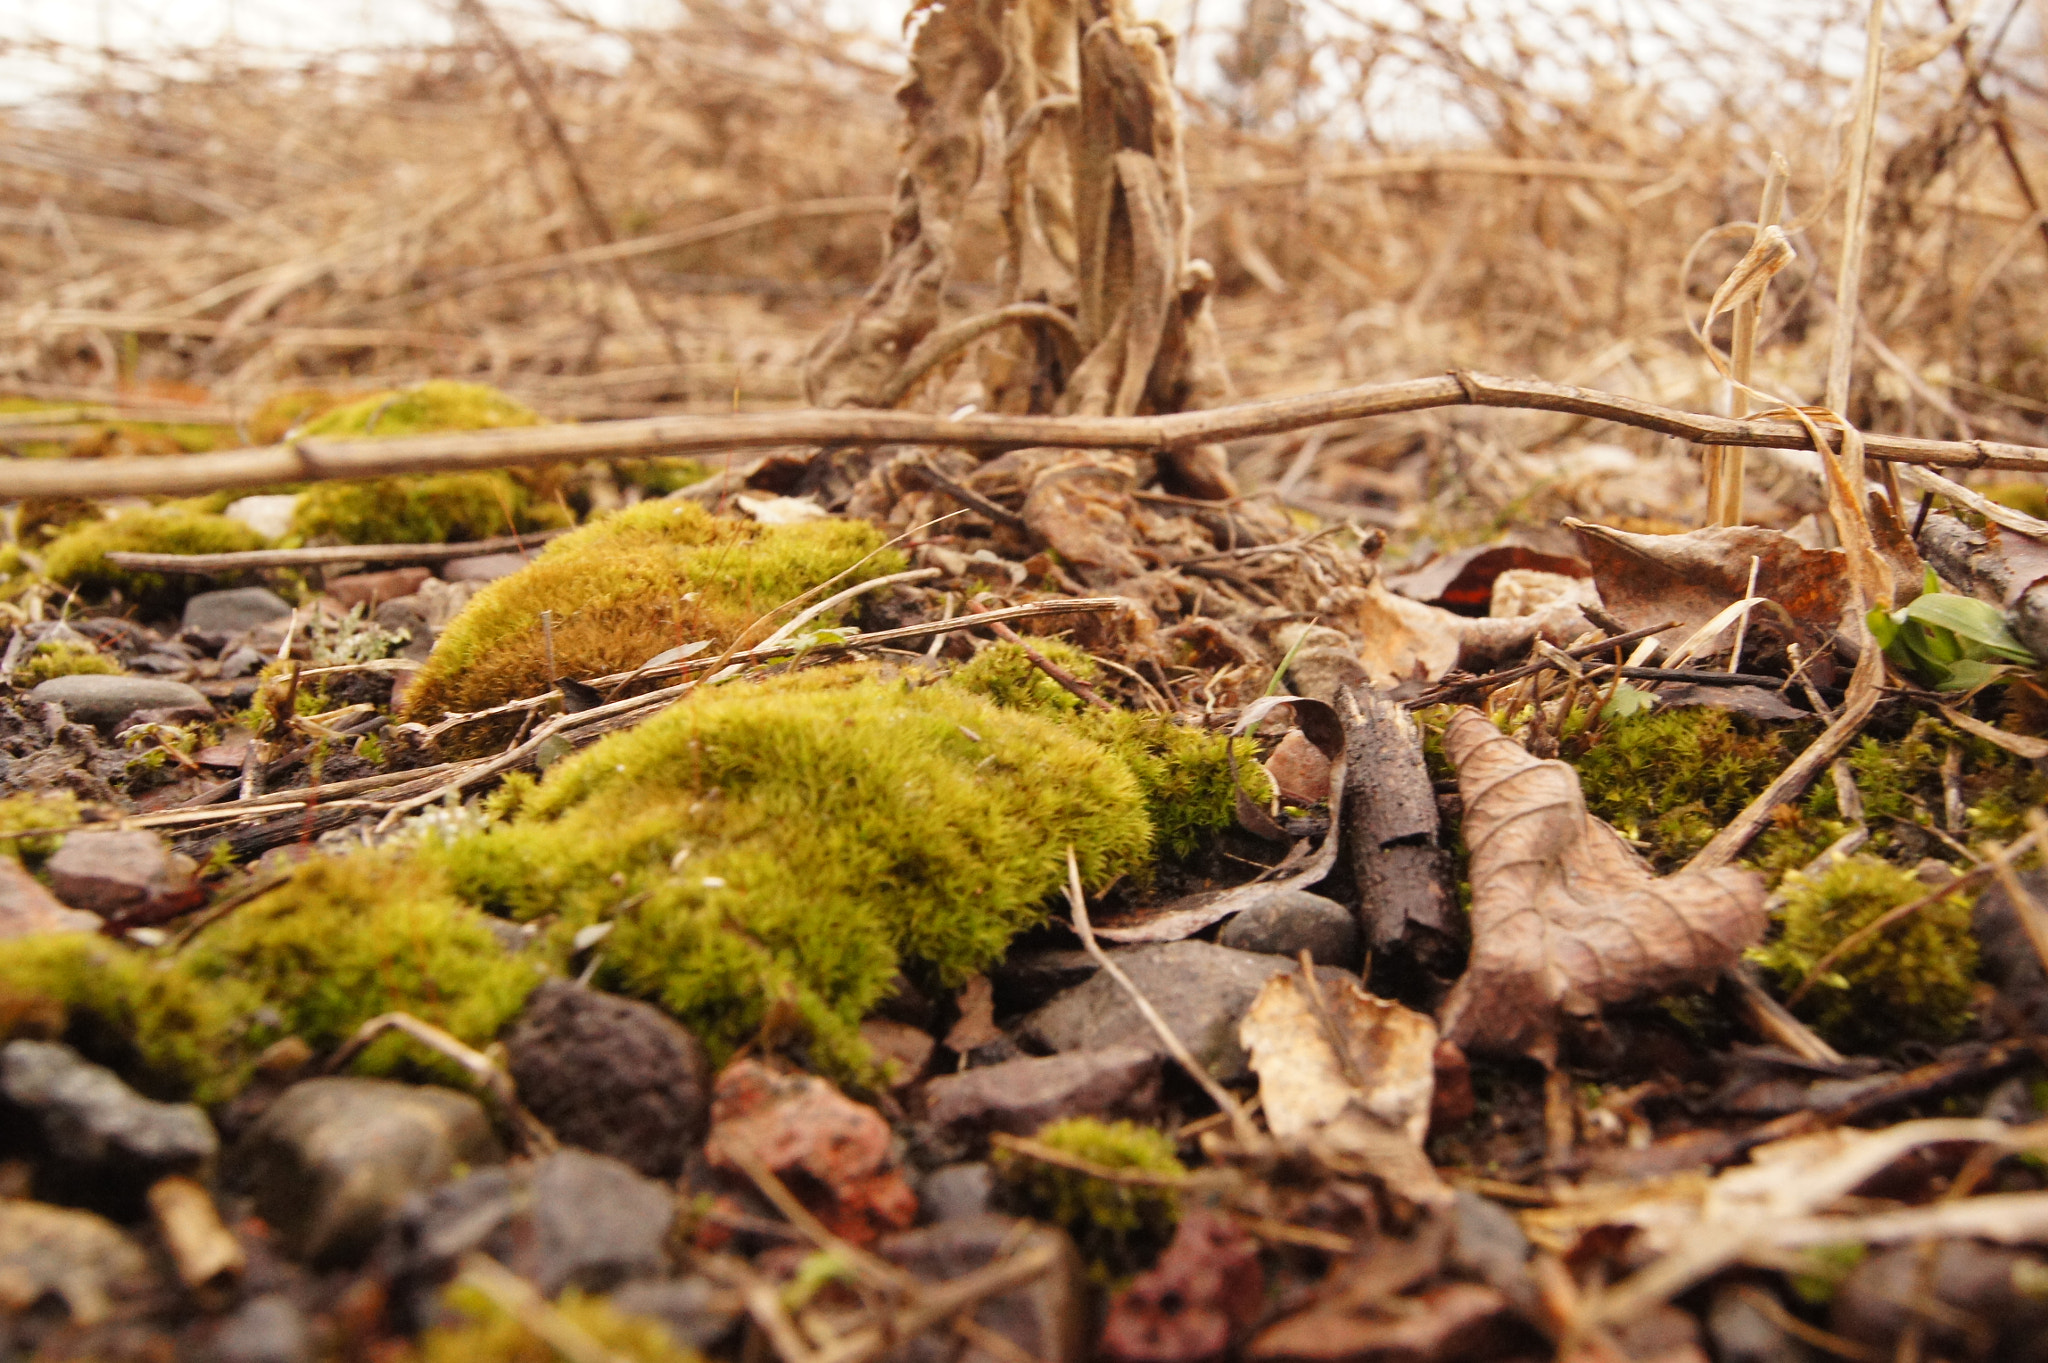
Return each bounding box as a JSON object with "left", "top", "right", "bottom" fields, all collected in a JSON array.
[{"left": 1708, "top": 155, "right": 1789, "bottom": 527}]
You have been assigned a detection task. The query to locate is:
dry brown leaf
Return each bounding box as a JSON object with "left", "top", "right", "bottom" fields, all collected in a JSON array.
[
  {"left": 1240, "top": 971, "right": 1450, "bottom": 1203},
  {"left": 1353, "top": 578, "right": 1577, "bottom": 690},
  {"left": 1437, "top": 708, "right": 1766, "bottom": 1064},
  {"left": 942, "top": 974, "right": 1002, "bottom": 1054},
  {"left": 1566, "top": 520, "right": 1848, "bottom": 642}
]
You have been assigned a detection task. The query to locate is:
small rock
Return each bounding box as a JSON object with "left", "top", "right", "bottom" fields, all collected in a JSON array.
[
  {"left": 127, "top": 702, "right": 216, "bottom": 727},
  {"left": 390, "top": 1148, "right": 674, "bottom": 1316},
  {"left": 1833, "top": 1240, "right": 2048, "bottom": 1362},
  {"left": 0, "top": 1199, "right": 156, "bottom": 1325},
  {"left": 1446, "top": 1190, "right": 1532, "bottom": 1297},
  {"left": 223, "top": 495, "right": 301, "bottom": 542},
  {"left": 1217, "top": 890, "right": 1360, "bottom": 967},
  {"left": 213, "top": 1293, "right": 313, "bottom": 1363},
  {"left": 27, "top": 674, "right": 213, "bottom": 731},
  {"left": 1284, "top": 648, "right": 1372, "bottom": 704},
  {"left": 1974, "top": 866, "right": 2048, "bottom": 1034},
  {"left": 227, "top": 1076, "right": 503, "bottom": 1266},
  {"left": 183, "top": 587, "right": 294, "bottom": 641},
  {"left": 1263, "top": 730, "right": 1332, "bottom": 804},
  {"left": 197, "top": 732, "right": 255, "bottom": 770},
  {"left": 218, "top": 646, "right": 268, "bottom": 679},
  {"left": 44, "top": 829, "right": 204, "bottom": 923},
  {"left": 1706, "top": 1282, "right": 1816, "bottom": 1363},
  {"left": 924, "top": 1047, "right": 1161, "bottom": 1147},
  {"left": 1, "top": 1040, "right": 217, "bottom": 1211},
  {"left": 324, "top": 567, "right": 432, "bottom": 610},
  {"left": 705, "top": 1059, "right": 917, "bottom": 1246},
  {"left": 0, "top": 858, "right": 101, "bottom": 940},
  {"left": 1019, "top": 941, "right": 1359, "bottom": 1083},
  {"left": 1103, "top": 1211, "right": 1263, "bottom": 1363},
  {"left": 878, "top": 1215, "right": 1086, "bottom": 1363},
  {"left": 863, "top": 1018, "right": 937, "bottom": 1087},
  {"left": 504, "top": 979, "right": 710, "bottom": 1180},
  {"left": 608, "top": 1276, "right": 745, "bottom": 1353},
  {"left": 919, "top": 1163, "right": 996, "bottom": 1223},
  {"left": 442, "top": 552, "right": 531, "bottom": 583}
]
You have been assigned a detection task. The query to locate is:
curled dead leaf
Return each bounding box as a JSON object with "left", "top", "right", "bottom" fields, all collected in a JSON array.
[
  {"left": 1567, "top": 520, "right": 1848, "bottom": 644},
  {"left": 1436, "top": 708, "right": 1766, "bottom": 1064}
]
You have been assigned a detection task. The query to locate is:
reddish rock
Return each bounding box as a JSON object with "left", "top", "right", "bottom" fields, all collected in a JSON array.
[
  {"left": 704, "top": 1059, "right": 917, "bottom": 1245},
  {"left": 323, "top": 567, "right": 432, "bottom": 611},
  {"left": 1264, "top": 729, "right": 1332, "bottom": 805},
  {"left": 1103, "top": 1212, "right": 1264, "bottom": 1363},
  {"left": 44, "top": 831, "right": 203, "bottom": 924},
  {"left": 0, "top": 859, "right": 101, "bottom": 940}
]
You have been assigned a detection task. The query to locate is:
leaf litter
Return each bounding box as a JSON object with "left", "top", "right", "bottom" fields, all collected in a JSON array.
[{"left": 7, "top": 0, "right": 2048, "bottom": 1360}]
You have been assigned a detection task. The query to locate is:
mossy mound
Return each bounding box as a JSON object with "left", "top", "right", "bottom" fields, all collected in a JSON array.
[
  {"left": 399, "top": 501, "right": 899, "bottom": 750},
  {"left": 43, "top": 508, "right": 270, "bottom": 616},
  {"left": 996, "top": 1117, "right": 1184, "bottom": 1279},
  {"left": 404, "top": 1287, "right": 700, "bottom": 1363},
  {"left": 1749, "top": 854, "right": 1977, "bottom": 1052},
  {"left": 19, "top": 640, "right": 118, "bottom": 685},
  {"left": 951, "top": 640, "right": 1269, "bottom": 857},
  {"left": 285, "top": 381, "right": 567, "bottom": 546},
  {"left": 431, "top": 666, "right": 1154, "bottom": 1074},
  {"left": 0, "top": 793, "right": 83, "bottom": 864}
]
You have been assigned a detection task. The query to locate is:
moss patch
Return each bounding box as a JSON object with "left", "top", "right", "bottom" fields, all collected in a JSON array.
[
  {"left": 0, "top": 793, "right": 83, "bottom": 865},
  {"left": 404, "top": 1287, "right": 700, "bottom": 1363},
  {"left": 431, "top": 666, "right": 1152, "bottom": 1075},
  {"left": 43, "top": 508, "right": 270, "bottom": 616},
  {"left": 400, "top": 501, "right": 899, "bottom": 749},
  {"left": 19, "top": 640, "right": 118, "bottom": 685},
  {"left": 1749, "top": 854, "right": 1977, "bottom": 1052},
  {"left": 996, "top": 1117, "right": 1183, "bottom": 1279}
]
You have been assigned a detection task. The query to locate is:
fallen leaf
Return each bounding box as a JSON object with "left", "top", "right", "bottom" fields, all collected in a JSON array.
[
  {"left": 1353, "top": 578, "right": 1575, "bottom": 691},
  {"left": 942, "top": 975, "right": 1002, "bottom": 1054},
  {"left": 1240, "top": 970, "right": 1450, "bottom": 1203},
  {"left": 1567, "top": 520, "right": 1848, "bottom": 644},
  {"left": 1436, "top": 708, "right": 1767, "bottom": 1064}
]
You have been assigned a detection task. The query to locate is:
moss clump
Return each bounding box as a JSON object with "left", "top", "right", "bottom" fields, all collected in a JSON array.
[
  {"left": 19, "top": 640, "right": 119, "bottom": 685},
  {"left": 286, "top": 382, "right": 569, "bottom": 545},
  {"left": 0, "top": 793, "right": 83, "bottom": 864},
  {"left": 400, "top": 502, "right": 900, "bottom": 749},
  {"left": 404, "top": 1287, "right": 700, "bottom": 1363},
  {"left": 996, "top": 1117, "right": 1183, "bottom": 1278},
  {"left": 1560, "top": 706, "right": 1816, "bottom": 871},
  {"left": 431, "top": 667, "right": 1152, "bottom": 1074},
  {"left": 1749, "top": 855, "right": 1977, "bottom": 1052},
  {"left": 247, "top": 389, "right": 347, "bottom": 443},
  {"left": 0, "top": 935, "right": 263, "bottom": 1104},
  {"left": 182, "top": 853, "right": 542, "bottom": 1071},
  {"left": 952, "top": 641, "right": 1269, "bottom": 857},
  {"left": 43, "top": 509, "right": 269, "bottom": 616}
]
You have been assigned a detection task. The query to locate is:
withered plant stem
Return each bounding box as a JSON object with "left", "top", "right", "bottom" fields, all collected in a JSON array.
[
  {"left": 103, "top": 529, "right": 568, "bottom": 573},
  {"left": 1822, "top": 0, "right": 1888, "bottom": 510}
]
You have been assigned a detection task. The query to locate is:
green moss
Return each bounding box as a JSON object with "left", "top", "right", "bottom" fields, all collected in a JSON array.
[
  {"left": 42, "top": 509, "right": 269, "bottom": 616},
  {"left": 0, "top": 935, "right": 263, "bottom": 1104},
  {"left": 19, "top": 640, "right": 118, "bottom": 684},
  {"left": 1561, "top": 706, "right": 1816, "bottom": 871},
  {"left": 430, "top": 667, "right": 1152, "bottom": 1075},
  {"left": 1986, "top": 482, "right": 2048, "bottom": 521},
  {"left": 300, "top": 381, "right": 544, "bottom": 440},
  {"left": 1749, "top": 855, "right": 1977, "bottom": 1052},
  {"left": 613, "top": 458, "right": 711, "bottom": 496},
  {"left": 404, "top": 1287, "right": 701, "bottom": 1363},
  {"left": 182, "top": 853, "right": 542, "bottom": 1072},
  {"left": 996, "top": 1117, "right": 1183, "bottom": 1278},
  {"left": 400, "top": 502, "right": 900, "bottom": 750},
  {"left": 247, "top": 389, "right": 347, "bottom": 443},
  {"left": 0, "top": 793, "right": 83, "bottom": 865},
  {"left": 953, "top": 641, "right": 1269, "bottom": 858}
]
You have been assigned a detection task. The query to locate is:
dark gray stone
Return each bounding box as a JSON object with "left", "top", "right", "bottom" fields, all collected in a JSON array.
[
  {"left": 919, "top": 1163, "right": 996, "bottom": 1224},
  {"left": 878, "top": 1216, "right": 1086, "bottom": 1363},
  {"left": 924, "top": 1047, "right": 1161, "bottom": 1146},
  {"left": 505, "top": 980, "right": 710, "bottom": 1180},
  {"left": 389, "top": 1148, "right": 674, "bottom": 1323},
  {"left": 213, "top": 1293, "right": 312, "bottom": 1363},
  {"left": 1216, "top": 890, "right": 1360, "bottom": 967},
  {"left": 182, "top": 588, "right": 293, "bottom": 641},
  {"left": 1705, "top": 1283, "right": 1815, "bottom": 1363},
  {"left": 227, "top": 1077, "right": 502, "bottom": 1267},
  {"left": 26, "top": 675, "right": 213, "bottom": 731},
  {"left": 1018, "top": 941, "right": 1357, "bottom": 1083},
  {"left": 609, "top": 1276, "right": 745, "bottom": 1353},
  {"left": 2, "top": 1039, "right": 217, "bottom": 1186},
  {"left": 1447, "top": 1190, "right": 1535, "bottom": 1312}
]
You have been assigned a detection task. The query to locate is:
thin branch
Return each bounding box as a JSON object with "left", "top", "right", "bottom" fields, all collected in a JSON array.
[
  {"left": 104, "top": 529, "right": 568, "bottom": 574},
  {"left": 17, "top": 370, "right": 2048, "bottom": 500}
]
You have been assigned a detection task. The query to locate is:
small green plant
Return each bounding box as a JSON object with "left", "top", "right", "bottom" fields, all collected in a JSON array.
[
  {"left": 42, "top": 508, "right": 269, "bottom": 615},
  {"left": 1870, "top": 570, "right": 2038, "bottom": 691},
  {"left": 996, "top": 1117, "right": 1184, "bottom": 1278},
  {"left": 1749, "top": 854, "right": 1977, "bottom": 1052},
  {"left": 18, "top": 640, "right": 119, "bottom": 684}
]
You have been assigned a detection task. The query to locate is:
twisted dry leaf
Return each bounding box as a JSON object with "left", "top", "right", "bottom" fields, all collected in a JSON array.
[{"left": 1437, "top": 708, "right": 1766, "bottom": 1064}]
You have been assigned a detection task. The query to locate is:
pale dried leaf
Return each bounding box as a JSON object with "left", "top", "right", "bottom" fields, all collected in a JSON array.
[{"left": 1437, "top": 708, "right": 1767, "bottom": 1064}]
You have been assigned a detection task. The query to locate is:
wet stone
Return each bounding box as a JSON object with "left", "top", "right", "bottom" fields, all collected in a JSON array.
[
  {"left": 1216, "top": 890, "right": 1360, "bottom": 968},
  {"left": 1019, "top": 941, "right": 1358, "bottom": 1083},
  {"left": 45, "top": 829, "right": 203, "bottom": 923},
  {"left": 26, "top": 675, "right": 213, "bottom": 731},
  {"left": 1, "top": 1040, "right": 217, "bottom": 1212},
  {"left": 226, "top": 1077, "right": 503, "bottom": 1267},
  {"left": 923, "top": 1046, "right": 1162, "bottom": 1149},
  {"left": 182, "top": 588, "right": 293, "bottom": 644},
  {"left": 504, "top": 979, "right": 710, "bottom": 1180}
]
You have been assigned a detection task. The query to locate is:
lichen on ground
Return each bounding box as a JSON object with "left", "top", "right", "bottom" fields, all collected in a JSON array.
[
  {"left": 431, "top": 665, "right": 1152, "bottom": 1075},
  {"left": 1748, "top": 853, "right": 1978, "bottom": 1052},
  {"left": 398, "top": 500, "right": 900, "bottom": 749},
  {"left": 42, "top": 508, "right": 270, "bottom": 615}
]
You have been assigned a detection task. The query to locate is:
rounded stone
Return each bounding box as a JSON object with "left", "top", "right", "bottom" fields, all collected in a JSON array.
[
  {"left": 26, "top": 675, "right": 213, "bottom": 730},
  {"left": 1217, "top": 890, "right": 1360, "bottom": 967}
]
